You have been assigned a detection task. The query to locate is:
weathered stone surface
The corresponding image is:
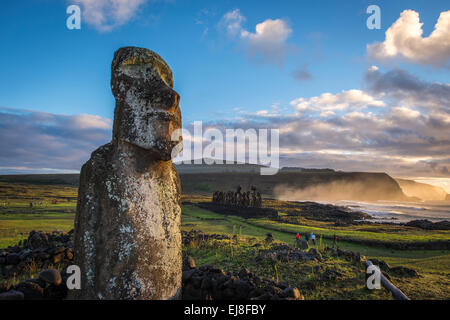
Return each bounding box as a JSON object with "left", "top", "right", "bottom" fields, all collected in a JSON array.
[
  {"left": 282, "top": 287, "right": 304, "bottom": 300},
  {"left": 183, "top": 256, "right": 196, "bottom": 270},
  {"left": 44, "top": 284, "right": 68, "bottom": 300},
  {"left": 27, "top": 231, "right": 49, "bottom": 249},
  {"left": 70, "top": 47, "right": 182, "bottom": 300},
  {"left": 6, "top": 253, "right": 20, "bottom": 265},
  {"left": 25, "top": 278, "right": 47, "bottom": 289},
  {"left": 15, "top": 281, "right": 44, "bottom": 300},
  {"left": 111, "top": 47, "right": 181, "bottom": 158},
  {"left": 0, "top": 282, "right": 11, "bottom": 293},
  {"left": 389, "top": 266, "right": 419, "bottom": 278},
  {"left": 0, "top": 290, "right": 24, "bottom": 300},
  {"left": 405, "top": 219, "right": 450, "bottom": 230},
  {"left": 39, "top": 269, "right": 62, "bottom": 286}
]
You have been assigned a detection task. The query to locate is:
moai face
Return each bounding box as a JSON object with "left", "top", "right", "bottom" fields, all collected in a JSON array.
[{"left": 111, "top": 47, "right": 182, "bottom": 160}]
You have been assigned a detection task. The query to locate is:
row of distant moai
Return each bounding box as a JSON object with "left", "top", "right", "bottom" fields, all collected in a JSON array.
[{"left": 212, "top": 186, "right": 262, "bottom": 208}]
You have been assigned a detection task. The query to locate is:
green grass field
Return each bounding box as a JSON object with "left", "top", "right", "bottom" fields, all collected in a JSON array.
[
  {"left": 181, "top": 204, "right": 450, "bottom": 299},
  {"left": 1, "top": 183, "right": 449, "bottom": 299},
  {"left": 0, "top": 181, "right": 76, "bottom": 248}
]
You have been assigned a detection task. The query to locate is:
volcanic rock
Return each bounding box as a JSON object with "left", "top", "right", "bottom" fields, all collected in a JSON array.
[{"left": 39, "top": 269, "right": 62, "bottom": 286}]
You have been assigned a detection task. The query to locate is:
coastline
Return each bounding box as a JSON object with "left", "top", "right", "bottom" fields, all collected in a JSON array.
[{"left": 292, "top": 199, "right": 450, "bottom": 223}]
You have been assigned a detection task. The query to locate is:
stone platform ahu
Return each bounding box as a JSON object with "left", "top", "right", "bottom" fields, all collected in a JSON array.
[{"left": 70, "top": 47, "right": 183, "bottom": 300}]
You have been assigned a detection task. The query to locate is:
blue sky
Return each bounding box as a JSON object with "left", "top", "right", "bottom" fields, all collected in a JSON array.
[{"left": 0, "top": 0, "right": 449, "bottom": 191}]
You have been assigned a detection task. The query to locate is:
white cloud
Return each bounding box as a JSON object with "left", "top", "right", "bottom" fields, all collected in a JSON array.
[
  {"left": 240, "top": 19, "right": 292, "bottom": 65},
  {"left": 219, "top": 8, "right": 246, "bottom": 36},
  {"left": 367, "top": 10, "right": 450, "bottom": 67},
  {"left": 73, "top": 0, "right": 147, "bottom": 31},
  {"left": 290, "top": 89, "right": 385, "bottom": 113},
  {"left": 220, "top": 10, "right": 292, "bottom": 66},
  {"left": 320, "top": 111, "right": 335, "bottom": 117}
]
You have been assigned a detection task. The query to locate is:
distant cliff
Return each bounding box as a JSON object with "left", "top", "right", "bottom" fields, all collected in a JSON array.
[
  {"left": 396, "top": 179, "right": 448, "bottom": 201},
  {"left": 177, "top": 165, "right": 410, "bottom": 201},
  {"left": 0, "top": 166, "right": 411, "bottom": 202},
  {"left": 272, "top": 172, "right": 410, "bottom": 202}
]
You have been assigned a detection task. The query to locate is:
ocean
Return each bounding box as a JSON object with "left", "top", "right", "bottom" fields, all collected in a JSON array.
[{"left": 315, "top": 200, "right": 450, "bottom": 223}]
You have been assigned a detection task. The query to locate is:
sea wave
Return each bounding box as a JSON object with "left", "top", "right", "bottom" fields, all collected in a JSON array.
[{"left": 295, "top": 199, "right": 450, "bottom": 223}]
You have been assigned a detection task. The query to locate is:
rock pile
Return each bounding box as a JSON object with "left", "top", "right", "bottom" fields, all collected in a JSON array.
[
  {"left": 275, "top": 202, "right": 372, "bottom": 224},
  {"left": 255, "top": 245, "right": 323, "bottom": 263},
  {"left": 0, "top": 267, "right": 68, "bottom": 300},
  {"left": 182, "top": 230, "right": 230, "bottom": 246},
  {"left": 0, "top": 230, "right": 73, "bottom": 279},
  {"left": 388, "top": 266, "right": 419, "bottom": 278},
  {"left": 368, "top": 258, "right": 419, "bottom": 278},
  {"left": 325, "top": 247, "right": 366, "bottom": 263},
  {"left": 182, "top": 258, "right": 303, "bottom": 300},
  {"left": 325, "top": 248, "right": 419, "bottom": 278},
  {"left": 405, "top": 219, "right": 450, "bottom": 230}
]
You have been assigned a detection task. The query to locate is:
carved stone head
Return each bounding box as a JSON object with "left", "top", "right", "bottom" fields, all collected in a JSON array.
[{"left": 111, "top": 47, "right": 182, "bottom": 160}]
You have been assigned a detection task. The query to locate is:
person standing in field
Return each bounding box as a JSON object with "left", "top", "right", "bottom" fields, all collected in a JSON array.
[
  {"left": 333, "top": 234, "right": 338, "bottom": 249},
  {"left": 311, "top": 233, "right": 316, "bottom": 246}
]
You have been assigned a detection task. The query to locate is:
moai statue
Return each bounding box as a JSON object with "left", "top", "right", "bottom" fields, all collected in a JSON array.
[
  {"left": 250, "top": 186, "right": 257, "bottom": 208},
  {"left": 236, "top": 186, "right": 242, "bottom": 207},
  {"left": 256, "top": 192, "right": 262, "bottom": 208},
  {"left": 246, "top": 191, "right": 251, "bottom": 207},
  {"left": 228, "top": 191, "right": 233, "bottom": 205},
  {"left": 70, "top": 47, "right": 183, "bottom": 300}
]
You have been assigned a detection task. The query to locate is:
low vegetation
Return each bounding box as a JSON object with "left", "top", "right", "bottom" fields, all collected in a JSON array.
[{"left": 1, "top": 183, "right": 449, "bottom": 299}]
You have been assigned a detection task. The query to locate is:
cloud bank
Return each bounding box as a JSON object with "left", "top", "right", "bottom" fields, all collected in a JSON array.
[
  {"left": 367, "top": 10, "right": 450, "bottom": 67},
  {"left": 193, "top": 66, "right": 450, "bottom": 179},
  {"left": 0, "top": 108, "right": 111, "bottom": 173}
]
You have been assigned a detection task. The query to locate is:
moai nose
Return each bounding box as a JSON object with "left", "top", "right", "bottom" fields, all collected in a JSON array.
[{"left": 149, "top": 85, "right": 180, "bottom": 111}]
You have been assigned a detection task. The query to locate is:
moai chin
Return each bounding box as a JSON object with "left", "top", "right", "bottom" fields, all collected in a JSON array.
[{"left": 70, "top": 47, "right": 182, "bottom": 300}]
